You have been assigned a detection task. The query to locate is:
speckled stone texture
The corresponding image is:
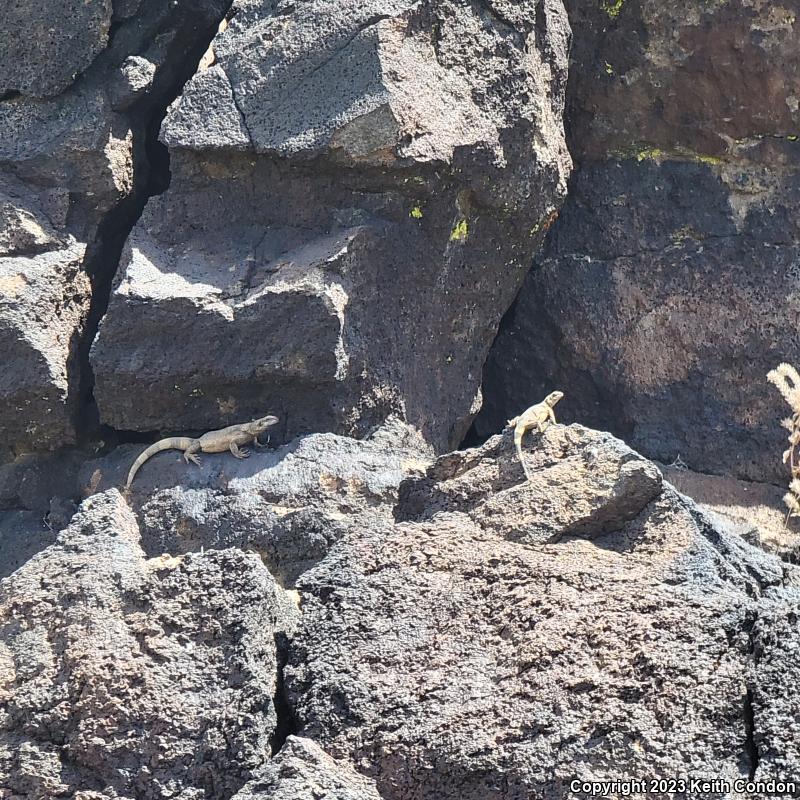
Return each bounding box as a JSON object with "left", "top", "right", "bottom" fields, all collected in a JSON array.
[
  {"left": 0, "top": 490, "right": 298, "bottom": 798},
  {"left": 91, "top": 0, "right": 572, "bottom": 452},
  {"left": 475, "top": 0, "right": 800, "bottom": 483},
  {"left": 286, "top": 425, "right": 800, "bottom": 798},
  {"left": 0, "top": 0, "right": 229, "bottom": 453}
]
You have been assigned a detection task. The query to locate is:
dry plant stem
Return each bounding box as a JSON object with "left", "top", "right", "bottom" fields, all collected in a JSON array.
[
  {"left": 789, "top": 415, "right": 796, "bottom": 526},
  {"left": 766, "top": 363, "right": 800, "bottom": 528}
]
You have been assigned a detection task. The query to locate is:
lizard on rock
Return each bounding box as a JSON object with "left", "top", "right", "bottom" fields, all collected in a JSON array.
[
  {"left": 508, "top": 391, "right": 564, "bottom": 479},
  {"left": 126, "top": 415, "right": 279, "bottom": 488}
]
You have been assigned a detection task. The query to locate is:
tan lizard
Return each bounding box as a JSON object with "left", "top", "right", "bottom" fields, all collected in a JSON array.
[
  {"left": 508, "top": 391, "right": 564, "bottom": 479},
  {"left": 126, "top": 415, "right": 279, "bottom": 488}
]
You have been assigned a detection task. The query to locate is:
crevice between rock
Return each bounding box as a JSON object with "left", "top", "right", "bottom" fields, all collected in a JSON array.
[
  {"left": 74, "top": 1, "right": 234, "bottom": 446},
  {"left": 743, "top": 686, "right": 759, "bottom": 781},
  {"left": 743, "top": 602, "right": 762, "bottom": 783},
  {"left": 271, "top": 630, "right": 300, "bottom": 756}
]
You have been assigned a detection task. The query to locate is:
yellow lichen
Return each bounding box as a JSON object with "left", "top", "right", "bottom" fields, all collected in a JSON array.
[
  {"left": 601, "top": 0, "right": 624, "bottom": 18},
  {"left": 636, "top": 147, "right": 665, "bottom": 162},
  {"left": 450, "top": 219, "right": 469, "bottom": 241},
  {"left": 618, "top": 145, "right": 725, "bottom": 166}
]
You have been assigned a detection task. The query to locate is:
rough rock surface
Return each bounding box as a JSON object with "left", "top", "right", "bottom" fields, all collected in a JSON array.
[
  {"left": 0, "top": 490, "right": 296, "bottom": 799},
  {"left": 3, "top": 1, "right": 800, "bottom": 797},
  {"left": 662, "top": 463, "right": 800, "bottom": 564},
  {"left": 232, "top": 736, "right": 382, "bottom": 800},
  {"left": 0, "top": 233, "right": 89, "bottom": 450},
  {"left": 476, "top": 0, "right": 800, "bottom": 482},
  {"left": 287, "top": 425, "right": 799, "bottom": 798},
  {"left": 0, "top": 512, "right": 56, "bottom": 581},
  {"left": 0, "top": 0, "right": 113, "bottom": 99},
  {"left": 0, "top": 0, "right": 229, "bottom": 455},
  {"left": 0, "top": 449, "right": 84, "bottom": 516},
  {"left": 82, "top": 419, "right": 431, "bottom": 585},
  {"left": 91, "top": 0, "right": 573, "bottom": 451},
  {"left": 750, "top": 589, "right": 800, "bottom": 780}
]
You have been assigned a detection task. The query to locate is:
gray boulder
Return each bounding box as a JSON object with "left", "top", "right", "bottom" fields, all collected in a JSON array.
[
  {"left": 0, "top": 234, "right": 88, "bottom": 451},
  {"left": 475, "top": 0, "right": 800, "bottom": 482},
  {"left": 750, "top": 587, "right": 800, "bottom": 780},
  {"left": 81, "top": 419, "right": 432, "bottom": 584},
  {"left": 0, "top": 490, "right": 295, "bottom": 798},
  {"left": 0, "top": 511, "right": 57, "bottom": 580},
  {"left": 91, "top": 0, "right": 573, "bottom": 451},
  {"left": 0, "top": 0, "right": 112, "bottom": 99},
  {"left": 399, "top": 424, "right": 663, "bottom": 544},
  {"left": 232, "top": 736, "right": 382, "bottom": 800},
  {"left": 0, "top": 170, "right": 92, "bottom": 454},
  {"left": 0, "top": 0, "right": 229, "bottom": 456},
  {"left": 287, "top": 424, "right": 798, "bottom": 798}
]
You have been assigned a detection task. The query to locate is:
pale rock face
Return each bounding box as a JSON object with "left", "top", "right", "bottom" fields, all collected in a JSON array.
[
  {"left": 91, "top": 0, "right": 573, "bottom": 451},
  {"left": 231, "top": 736, "right": 383, "bottom": 800},
  {"left": 0, "top": 238, "right": 89, "bottom": 451}
]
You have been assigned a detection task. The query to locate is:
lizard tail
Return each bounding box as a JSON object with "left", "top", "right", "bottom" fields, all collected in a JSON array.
[
  {"left": 126, "top": 437, "right": 194, "bottom": 488},
  {"left": 514, "top": 425, "right": 525, "bottom": 469}
]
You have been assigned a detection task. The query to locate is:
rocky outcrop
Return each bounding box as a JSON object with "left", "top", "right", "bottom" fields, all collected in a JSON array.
[
  {"left": 1, "top": 0, "right": 113, "bottom": 99},
  {"left": 0, "top": 511, "right": 56, "bottom": 581},
  {"left": 4, "top": 419, "right": 800, "bottom": 797},
  {"left": 0, "top": 490, "right": 297, "bottom": 798},
  {"left": 0, "top": 0, "right": 230, "bottom": 455},
  {"left": 0, "top": 230, "right": 89, "bottom": 450},
  {"left": 232, "top": 736, "right": 382, "bottom": 800},
  {"left": 91, "top": 0, "right": 573, "bottom": 451},
  {"left": 286, "top": 425, "right": 799, "bottom": 798},
  {"left": 82, "top": 418, "right": 431, "bottom": 584},
  {"left": 4, "top": 1, "right": 800, "bottom": 798},
  {"left": 475, "top": 0, "right": 800, "bottom": 482}
]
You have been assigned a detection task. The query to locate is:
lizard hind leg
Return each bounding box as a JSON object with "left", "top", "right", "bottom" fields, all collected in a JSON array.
[
  {"left": 183, "top": 442, "right": 202, "bottom": 467},
  {"left": 514, "top": 428, "right": 529, "bottom": 477},
  {"left": 230, "top": 442, "right": 250, "bottom": 459}
]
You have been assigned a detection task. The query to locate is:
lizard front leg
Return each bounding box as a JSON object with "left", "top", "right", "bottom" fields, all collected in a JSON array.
[
  {"left": 182, "top": 441, "right": 202, "bottom": 467},
  {"left": 536, "top": 412, "right": 551, "bottom": 433},
  {"left": 537, "top": 407, "right": 558, "bottom": 434},
  {"left": 230, "top": 442, "right": 250, "bottom": 459},
  {"left": 253, "top": 435, "right": 268, "bottom": 449}
]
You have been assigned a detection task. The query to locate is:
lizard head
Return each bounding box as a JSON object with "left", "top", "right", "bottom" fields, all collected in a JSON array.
[
  {"left": 545, "top": 390, "right": 564, "bottom": 407},
  {"left": 252, "top": 414, "right": 280, "bottom": 432}
]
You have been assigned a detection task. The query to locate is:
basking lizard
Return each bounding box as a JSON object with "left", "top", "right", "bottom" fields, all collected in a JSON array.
[
  {"left": 126, "top": 415, "right": 279, "bottom": 488},
  {"left": 508, "top": 391, "right": 564, "bottom": 479}
]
